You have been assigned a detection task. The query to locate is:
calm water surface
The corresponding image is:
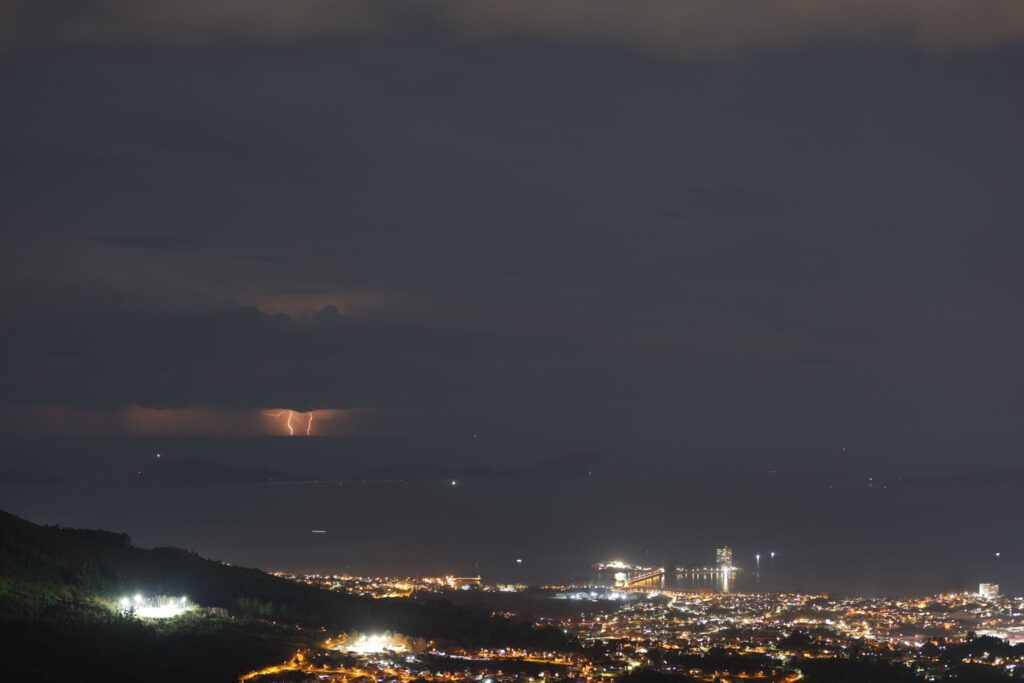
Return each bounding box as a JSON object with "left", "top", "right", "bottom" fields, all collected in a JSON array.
[{"left": 3, "top": 466, "right": 1019, "bottom": 597}]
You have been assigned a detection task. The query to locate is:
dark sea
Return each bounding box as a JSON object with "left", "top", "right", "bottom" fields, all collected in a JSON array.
[{"left": 1, "top": 436, "right": 1020, "bottom": 598}]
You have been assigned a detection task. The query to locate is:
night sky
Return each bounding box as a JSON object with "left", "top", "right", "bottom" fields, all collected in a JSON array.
[{"left": 3, "top": 1, "right": 1024, "bottom": 464}]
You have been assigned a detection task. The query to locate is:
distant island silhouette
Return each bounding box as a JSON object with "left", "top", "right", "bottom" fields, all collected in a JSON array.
[
  {"left": 350, "top": 450, "right": 606, "bottom": 483},
  {"left": 129, "top": 452, "right": 606, "bottom": 484},
  {"left": 138, "top": 457, "right": 308, "bottom": 483},
  {"left": 346, "top": 452, "right": 606, "bottom": 482}
]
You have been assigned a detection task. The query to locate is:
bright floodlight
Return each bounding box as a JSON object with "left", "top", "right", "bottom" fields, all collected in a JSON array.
[
  {"left": 122, "top": 595, "right": 192, "bottom": 619},
  {"left": 343, "top": 634, "right": 405, "bottom": 654},
  {"left": 137, "top": 602, "right": 189, "bottom": 619}
]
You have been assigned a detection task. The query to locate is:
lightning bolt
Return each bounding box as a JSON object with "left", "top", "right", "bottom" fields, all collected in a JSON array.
[{"left": 264, "top": 409, "right": 315, "bottom": 436}]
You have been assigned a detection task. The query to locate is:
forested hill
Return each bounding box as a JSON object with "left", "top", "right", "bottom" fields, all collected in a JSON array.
[
  {"left": 0, "top": 508, "right": 368, "bottom": 625},
  {"left": 0, "top": 510, "right": 569, "bottom": 682}
]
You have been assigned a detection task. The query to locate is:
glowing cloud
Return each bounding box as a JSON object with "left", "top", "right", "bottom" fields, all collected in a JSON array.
[
  {"left": 264, "top": 409, "right": 317, "bottom": 436},
  {"left": 0, "top": 404, "right": 372, "bottom": 436}
]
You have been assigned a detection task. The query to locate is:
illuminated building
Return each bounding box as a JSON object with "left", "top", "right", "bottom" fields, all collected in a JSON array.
[
  {"left": 446, "top": 575, "right": 483, "bottom": 589},
  {"left": 716, "top": 546, "right": 733, "bottom": 568},
  {"left": 979, "top": 583, "right": 1000, "bottom": 599},
  {"left": 338, "top": 633, "right": 407, "bottom": 654}
]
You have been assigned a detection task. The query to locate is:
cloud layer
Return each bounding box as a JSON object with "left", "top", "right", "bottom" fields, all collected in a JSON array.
[
  {"left": 5, "top": 0, "right": 1024, "bottom": 56},
  {"left": 2, "top": 5, "right": 1024, "bottom": 446}
]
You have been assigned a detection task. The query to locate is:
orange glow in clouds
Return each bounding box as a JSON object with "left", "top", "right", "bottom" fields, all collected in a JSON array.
[
  {"left": 263, "top": 409, "right": 318, "bottom": 436},
  {"left": 0, "top": 405, "right": 367, "bottom": 436}
]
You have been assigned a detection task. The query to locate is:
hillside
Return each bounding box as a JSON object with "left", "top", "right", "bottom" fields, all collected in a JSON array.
[{"left": 0, "top": 510, "right": 568, "bottom": 682}]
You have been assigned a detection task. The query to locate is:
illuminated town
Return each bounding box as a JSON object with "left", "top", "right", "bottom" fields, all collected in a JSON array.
[
  {"left": 241, "top": 556, "right": 1024, "bottom": 682},
  {"left": 281, "top": 573, "right": 497, "bottom": 599}
]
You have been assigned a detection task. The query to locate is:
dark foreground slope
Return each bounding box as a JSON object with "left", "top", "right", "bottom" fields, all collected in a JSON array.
[{"left": 0, "top": 510, "right": 567, "bottom": 682}]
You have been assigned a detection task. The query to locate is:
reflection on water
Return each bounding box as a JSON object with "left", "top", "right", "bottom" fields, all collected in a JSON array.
[
  {"left": 673, "top": 570, "right": 738, "bottom": 593},
  {"left": 593, "top": 568, "right": 790, "bottom": 595}
]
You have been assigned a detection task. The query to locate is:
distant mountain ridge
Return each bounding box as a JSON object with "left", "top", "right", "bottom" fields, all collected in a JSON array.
[
  {"left": 138, "top": 457, "right": 308, "bottom": 483},
  {"left": 11, "top": 452, "right": 609, "bottom": 485},
  {"left": 347, "top": 452, "right": 606, "bottom": 482}
]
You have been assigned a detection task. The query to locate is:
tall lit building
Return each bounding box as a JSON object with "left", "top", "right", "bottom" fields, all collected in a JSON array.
[
  {"left": 716, "top": 546, "right": 733, "bottom": 568},
  {"left": 979, "top": 583, "right": 1000, "bottom": 599},
  {"left": 446, "top": 576, "right": 482, "bottom": 589}
]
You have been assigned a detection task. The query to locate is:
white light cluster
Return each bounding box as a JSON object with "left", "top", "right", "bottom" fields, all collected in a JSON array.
[
  {"left": 119, "top": 595, "right": 191, "bottom": 619},
  {"left": 342, "top": 634, "right": 406, "bottom": 654}
]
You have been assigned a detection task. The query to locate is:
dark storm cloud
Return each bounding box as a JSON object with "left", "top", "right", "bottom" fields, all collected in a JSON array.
[
  {"left": 92, "top": 236, "right": 295, "bottom": 267},
  {"left": 1, "top": 5, "right": 1023, "bottom": 447},
  {"left": 3, "top": 297, "right": 1024, "bottom": 443},
  {"left": 92, "top": 234, "right": 219, "bottom": 252},
  {"left": 0, "top": 306, "right": 636, "bottom": 436},
  {"left": 4, "top": 0, "right": 1024, "bottom": 56}
]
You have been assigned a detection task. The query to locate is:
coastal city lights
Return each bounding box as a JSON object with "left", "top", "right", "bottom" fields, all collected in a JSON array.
[
  {"left": 279, "top": 573, "right": 495, "bottom": 598},
  {"left": 243, "top": 563, "right": 1024, "bottom": 682}
]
